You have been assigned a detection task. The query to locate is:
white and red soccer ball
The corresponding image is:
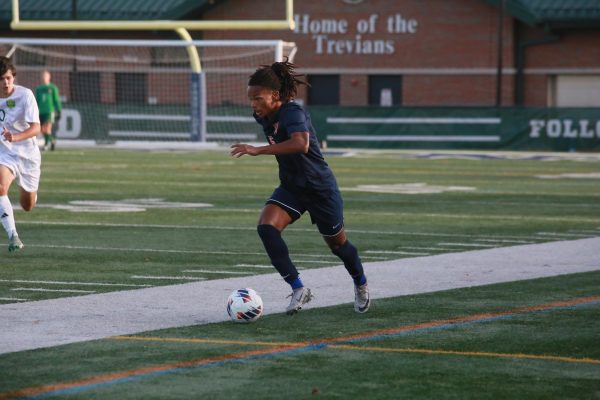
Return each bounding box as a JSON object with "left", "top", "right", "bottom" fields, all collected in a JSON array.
[{"left": 227, "top": 288, "right": 263, "bottom": 323}]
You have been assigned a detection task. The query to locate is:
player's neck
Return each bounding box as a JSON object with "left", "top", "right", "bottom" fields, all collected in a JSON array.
[{"left": 0, "top": 87, "right": 15, "bottom": 98}]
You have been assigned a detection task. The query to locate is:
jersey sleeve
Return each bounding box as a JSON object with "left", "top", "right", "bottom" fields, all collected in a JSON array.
[
  {"left": 52, "top": 84, "right": 62, "bottom": 112},
  {"left": 25, "top": 89, "right": 40, "bottom": 124},
  {"left": 281, "top": 104, "right": 309, "bottom": 134}
]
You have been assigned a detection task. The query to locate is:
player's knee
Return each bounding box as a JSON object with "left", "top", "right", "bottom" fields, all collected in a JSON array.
[
  {"left": 20, "top": 201, "right": 34, "bottom": 212},
  {"left": 331, "top": 240, "right": 355, "bottom": 256},
  {"left": 257, "top": 224, "right": 279, "bottom": 241},
  {"left": 20, "top": 194, "right": 36, "bottom": 212}
]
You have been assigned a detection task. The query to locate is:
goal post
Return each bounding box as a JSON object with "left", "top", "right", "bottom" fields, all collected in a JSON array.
[
  {"left": 10, "top": 0, "right": 296, "bottom": 31},
  {"left": 0, "top": 38, "right": 297, "bottom": 144}
]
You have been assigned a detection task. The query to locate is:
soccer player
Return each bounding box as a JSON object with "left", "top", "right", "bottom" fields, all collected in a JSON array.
[
  {"left": 35, "top": 70, "right": 62, "bottom": 151},
  {"left": 0, "top": 56, "right": 41, "bottom": 252},
  {"left": 230, "top": 59, "right": 370, "bottom": 315}
]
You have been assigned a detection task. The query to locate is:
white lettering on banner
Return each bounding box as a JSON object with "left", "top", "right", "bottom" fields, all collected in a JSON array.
[
  {"left": 529, "top": 119, "right": 600, "bottom": 139},
  {"left": 56, "top": 109, "right": 82, "bottom": 139},
  {"left": 294, "top": 13, "right": 418, "bottom": 56}
]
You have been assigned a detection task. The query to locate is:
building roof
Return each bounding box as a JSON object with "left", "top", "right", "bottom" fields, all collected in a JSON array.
[
  {"left": 485, "top": 0, "right": 600, "bottom": 29},
  {"left": 2, "top": 0, "right": 599, "bottom": 31},
  {"left": 0, "top": 0, "right": 215, "bottom": 26}
]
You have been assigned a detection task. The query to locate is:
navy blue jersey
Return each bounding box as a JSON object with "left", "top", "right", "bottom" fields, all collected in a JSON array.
[{"left": 255, "top": 101, "right": 337, "bottom": 191}]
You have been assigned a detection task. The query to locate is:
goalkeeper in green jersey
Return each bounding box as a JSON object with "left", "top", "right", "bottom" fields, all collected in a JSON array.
[{"left": 35, "top": 70, "right": 62, "bottom": 151}]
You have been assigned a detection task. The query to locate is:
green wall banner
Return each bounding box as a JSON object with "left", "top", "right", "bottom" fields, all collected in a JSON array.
[
  {"left": 55, "top": 104, "right": 600, "bottom": 151},
  {"left": 308, "top": 106, "right": 600, "bottom": 151}
]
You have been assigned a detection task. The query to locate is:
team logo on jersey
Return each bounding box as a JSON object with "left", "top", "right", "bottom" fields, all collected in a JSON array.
[
  {"left": 267, "top": 122, "right": 279, "bottom": 145},
  {"left": 6, "top": 100, "right": 15, "bottom": 108}
]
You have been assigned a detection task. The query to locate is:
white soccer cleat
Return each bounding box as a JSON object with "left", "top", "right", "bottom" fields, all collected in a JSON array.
[
  {"left": 286, "top": 287, "right": 313, "bottom": 315},
  {"left": 354, "top": 282, "right": 370, "bottom": 313},
  {"left": 8, "top": 234, "right": 24, "bottom": 252}
]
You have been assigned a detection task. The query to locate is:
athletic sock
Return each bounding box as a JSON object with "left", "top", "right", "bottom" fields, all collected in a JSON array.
[
  {"left": 257, "top": 224, "right": 302, "bottom": 287},
  {"left": 0, "top": 195, "right": 17, "bottom": 238},
  {"left": 332, "top": 240, "right": 367, "bottom": 286},
  {"left": 44, "top": 133, "right": 51, "bottom": 147}
]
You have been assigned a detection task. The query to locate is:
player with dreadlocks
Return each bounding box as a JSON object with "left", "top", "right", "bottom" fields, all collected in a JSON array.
[{"left": 230, "top": 59, "right": 370, "bottom": 315}]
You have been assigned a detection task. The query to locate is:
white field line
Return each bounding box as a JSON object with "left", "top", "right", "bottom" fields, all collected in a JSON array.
[
  {"left": 234, "top": 264, "right": 273, "bottom": 269},
  {"left": 355, "top": 256, "right": 392, "bottom": 260},
  {"left": 0, "top": 279, "right": 152, "bottom": 287},
  {"left": 568, "top": 229, "right": 600, "bottom": 234},
  {"left": 535, "top": 232, "right": 595, "bottom": 238},
  {"left": 130, "top": 275, "right": 207, "bottom": 281},
  {"left": 464, "top": 200, "right": 600, "bottom": 209},
  {"left": 11, "top": 288, "right": 96, "bottom": 293},
  {"left": 36, "top": 179, "right": 273, "bottom": 190},
  {"left": 286, "top": 253, "right": 339, "bottom": 259},
  {"left": 365, "top": 250, "right": 430, "bottom": 256},
  {"left": 181, "top": 270, "right": 255, "bottom": 275},
  {"left": 30, "top": 244, "right": 267, "bottom": 256},
  {"left": 437, "top": 243, "right": 498, "bottom": 248},
  {"left": 21, "top": 221, "right": 543, "bottom": 241},
  {"left": 473, "top": 239, "right": 537, "bottom": 244},
  {"left": 0, "top": 297, "right": 27, "bottom": 301},
  {"left": 24, "top": 244, "right": 412, "bottom": 260},
  {"left": 398, "top": 246, "right": 470, "bottom": 252}
]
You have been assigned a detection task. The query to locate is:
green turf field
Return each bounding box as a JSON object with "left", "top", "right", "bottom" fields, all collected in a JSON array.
[{"left": 0, "top": 148, "right": 599, "bottom": 399}]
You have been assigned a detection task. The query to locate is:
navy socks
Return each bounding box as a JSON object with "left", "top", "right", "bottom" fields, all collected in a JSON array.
[
  {"left": 257, "top": 224, "right": 302, "bottom": 287},
  {"left": 332, "top": 240, "right": 367, "bottom": 286},
  {"left": 257, "top": 224, "right": 365, "bottom": 288}
]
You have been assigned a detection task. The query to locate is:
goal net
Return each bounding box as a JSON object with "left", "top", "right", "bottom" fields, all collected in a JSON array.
[{"left": 0, "top": 38, "right": 297, "bottom": 144}]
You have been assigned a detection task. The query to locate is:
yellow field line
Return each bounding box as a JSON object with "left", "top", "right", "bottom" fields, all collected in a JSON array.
[
  {"left": 329, "top": 344, "right": 600, "bottom": 365},
  {"left": 112, "top": 336, "right": 600, "bottom": 365}
]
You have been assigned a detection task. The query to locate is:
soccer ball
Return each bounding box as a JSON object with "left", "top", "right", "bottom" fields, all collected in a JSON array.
[{"left": 227, "top": 288, "right": 263, "bottom": 323}]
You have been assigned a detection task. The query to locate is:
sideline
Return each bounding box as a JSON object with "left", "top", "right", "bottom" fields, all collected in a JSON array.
[{"left": 0, "top": 237, "right": 599, "bottom": 355}]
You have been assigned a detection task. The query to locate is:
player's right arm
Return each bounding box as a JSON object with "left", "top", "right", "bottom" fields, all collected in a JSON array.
[{"left": 2, "top": 123, "right": 40, "bottom": 142}]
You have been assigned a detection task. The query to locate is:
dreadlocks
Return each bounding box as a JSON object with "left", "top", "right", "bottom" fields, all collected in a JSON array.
[{"left": 248, "top": 58, "right": 308, "bottom": 101}]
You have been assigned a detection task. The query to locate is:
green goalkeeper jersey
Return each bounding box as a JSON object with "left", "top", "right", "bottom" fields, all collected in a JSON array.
[{"left": 35, "top": 82, "right": 62, "bottom": 115}]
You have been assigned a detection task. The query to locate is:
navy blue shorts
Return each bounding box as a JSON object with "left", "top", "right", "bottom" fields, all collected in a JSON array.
[{"left": 266, "top": 185, "right": 344, "bottom": 237}]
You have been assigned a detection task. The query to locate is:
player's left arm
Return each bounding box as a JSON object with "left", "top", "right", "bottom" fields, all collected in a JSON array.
[{"left": 230, "top": 131, "right": 309, "bottom": 158}]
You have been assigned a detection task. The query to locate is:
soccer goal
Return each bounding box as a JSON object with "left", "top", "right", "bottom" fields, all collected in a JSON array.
[{"left": 0, "top": 38, "right": 297, "bottom": 144}]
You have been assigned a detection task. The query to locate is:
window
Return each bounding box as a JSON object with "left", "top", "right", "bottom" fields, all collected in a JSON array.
[
  {"left": 116, "top": 73, "right": 147, "bottom": 104},
  {"left": 308, "top": 75, "right": 340, "bottom": 105},
  {"left": 550, "top": 75, "right": 600, "bottom": 107},
  {"left": 369, "top": 75, "right": 402, "bottom": 106},
  {"left": 70, "top": 72, "right": 101, "bottom": 103}
]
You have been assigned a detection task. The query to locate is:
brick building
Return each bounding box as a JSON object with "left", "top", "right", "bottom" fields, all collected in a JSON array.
[
  {"left": 200, "top": 0, "right": 600, "bottom": 108},
  {"left": 2, "top": 0, "right": 600, "bottom": 108}
]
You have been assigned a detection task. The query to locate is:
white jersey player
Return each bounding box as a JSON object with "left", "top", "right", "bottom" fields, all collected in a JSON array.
[{"left": 0, "top": 56, "right": 41, "bottom": 252}]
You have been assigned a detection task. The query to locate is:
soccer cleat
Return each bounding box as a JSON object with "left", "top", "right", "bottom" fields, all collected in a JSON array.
[
  {"left": 285, "top": 287, "right": 313, "bottom": 315},
  {"left": 354, "top": 283, "right": 370, "bottom": 313},
  {"left": 8, "top": 234, "right": 24, "bottom": 252}
]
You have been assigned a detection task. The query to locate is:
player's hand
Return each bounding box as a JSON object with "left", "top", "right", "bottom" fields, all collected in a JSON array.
[
  {"left": 55, "top": 111, "right": 61, "bottom": 122},
  {"left": 1, "top": 128, "right": 14, "bottom": 142},
  {"left": 230, "top": 143, "right": 258, "bottom": 158}
]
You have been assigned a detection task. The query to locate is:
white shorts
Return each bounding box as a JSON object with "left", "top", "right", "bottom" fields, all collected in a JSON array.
[{"left": 0, "top": 151, "right": 41, "bottom": 193}]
